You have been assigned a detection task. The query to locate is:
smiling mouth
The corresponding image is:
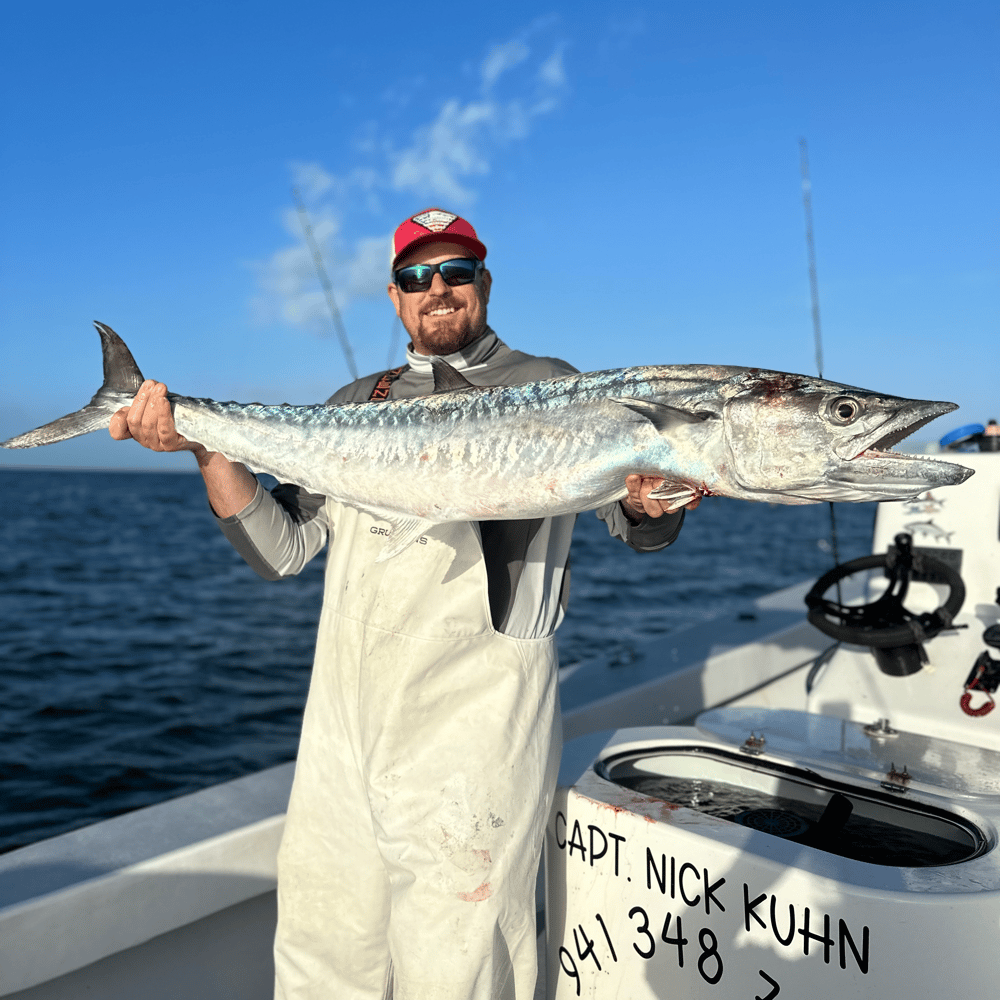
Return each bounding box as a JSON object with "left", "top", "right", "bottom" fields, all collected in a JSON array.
[{"left": 426, "top": 306, "right": 458, "bottom": 317}]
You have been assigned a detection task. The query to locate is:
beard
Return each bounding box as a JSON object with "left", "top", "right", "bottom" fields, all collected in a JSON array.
[{"left": 412, "top": 310, "right": 484, "bottom": 356}]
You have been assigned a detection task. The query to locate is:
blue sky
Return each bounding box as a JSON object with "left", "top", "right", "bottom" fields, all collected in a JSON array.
[{"left": 2, "top": 1, "right": 996, "bottom": 470}]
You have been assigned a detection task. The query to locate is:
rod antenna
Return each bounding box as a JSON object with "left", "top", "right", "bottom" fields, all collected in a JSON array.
[
  {"left": 799, "top": 139, "right": 843, "bottom": 581},
  {"left": 291, "top": 187, "right": 358, "bottom": 381},
  {"left": 799, "top": 138, "right": 824, "bottom": 379}
]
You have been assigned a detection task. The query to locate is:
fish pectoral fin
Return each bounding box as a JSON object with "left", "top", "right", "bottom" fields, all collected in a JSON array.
[
  {"left": 646, "top": 482, "right": 702, "bottom": 511},
  {"left": 429, "top": 357, "right": 478, "bottom": 393},
  {"left": 373, "top": 514, "right": 436, "bottom": 563},
  {"left": 610, "top": 398, "right": 717, "bottom": 431}
]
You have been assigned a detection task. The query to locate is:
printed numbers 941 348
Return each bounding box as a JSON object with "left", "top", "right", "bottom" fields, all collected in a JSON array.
[
  {"left": 559, "top": 907, "right": 724, "bottom": 994},
  {"left": 558, "top": 914, "right": 617, "bottom": 995},
  {"left": 628, "top": 905, "right": 724, "bottom": 986}
]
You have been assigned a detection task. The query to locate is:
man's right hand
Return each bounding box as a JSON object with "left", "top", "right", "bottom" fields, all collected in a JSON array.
[
  {"left": 109, "top": 380, "right": 205, "bottom": 456},
  {"left": 621, "top": 474, "right": 701, "bottom": 522},
  {"left": 110, "top": 379, "right": 258, "bottom": 518}
]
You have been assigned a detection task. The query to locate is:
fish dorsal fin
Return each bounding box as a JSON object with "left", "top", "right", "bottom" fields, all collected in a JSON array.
[
  {"left": 429, "top": 357, "right": 477, "bottom": 393},
  {"left": 94, "top": 321, "right": 145, "bottom": 393},
  {"left": 611, "top": 397, "right": 718, "bottom": 432}
]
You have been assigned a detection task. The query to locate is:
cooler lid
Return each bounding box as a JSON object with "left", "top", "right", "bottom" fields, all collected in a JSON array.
[{"left": 696, "top": 707, "right": 1000, "bottom": 798}]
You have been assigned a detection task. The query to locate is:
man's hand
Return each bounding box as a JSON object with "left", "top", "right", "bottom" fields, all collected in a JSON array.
[
  {"left": 109, "top": 380, "right": 205, "bottom": 457},
  {"left": 621, "top": 474, "right": 702, "bottom": 522},
  {"left": 109, "top": 379, "right": 258, "bottom": 517}
]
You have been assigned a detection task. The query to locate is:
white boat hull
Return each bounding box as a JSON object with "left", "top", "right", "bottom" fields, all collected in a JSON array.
[
  {"left": 3, "top": 451, "right": 995, "bottom": 999},
  {"left": 547, "top": 719, "right": 1000, "bottom": 999}
]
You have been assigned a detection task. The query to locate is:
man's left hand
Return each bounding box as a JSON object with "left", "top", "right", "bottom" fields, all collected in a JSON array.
[{"left": 621, "top": 474, "right": 701, "bottom": 522}]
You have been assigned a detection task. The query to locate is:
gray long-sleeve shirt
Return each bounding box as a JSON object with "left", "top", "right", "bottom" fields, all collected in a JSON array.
[{"left": 216, "top": 330, "right": 684, "bottom": 638}]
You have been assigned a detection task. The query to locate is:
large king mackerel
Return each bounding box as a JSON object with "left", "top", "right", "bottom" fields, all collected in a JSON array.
[{"left": 2, "top": 323, "right": 973, "bottom": 558}]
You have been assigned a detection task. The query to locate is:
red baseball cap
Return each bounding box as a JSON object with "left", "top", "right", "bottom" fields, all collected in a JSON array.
[{"left": 391, "top": 208, "right": 487, "bottom": 268}]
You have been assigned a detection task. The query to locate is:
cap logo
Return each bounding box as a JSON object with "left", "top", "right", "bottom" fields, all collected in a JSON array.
[{"left": 411, "top": 209, "right": 458, "bottom": 233}]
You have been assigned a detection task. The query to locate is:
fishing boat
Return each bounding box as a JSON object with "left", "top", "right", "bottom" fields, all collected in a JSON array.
[
  {"left": 548, "top": 434, "right": 999, "bottom": 998},
  {"left": 1, "top": 432, "right": 994, "bottom": 999}
]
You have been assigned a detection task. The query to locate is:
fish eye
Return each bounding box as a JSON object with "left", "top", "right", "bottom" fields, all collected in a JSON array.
[{"left": 827, "top": 396, "right": 863, "bottom": 425}]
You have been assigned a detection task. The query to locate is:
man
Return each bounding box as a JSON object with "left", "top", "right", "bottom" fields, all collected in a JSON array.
[{"left": 111, "top": 208, "right": 695, "bottom": 999}]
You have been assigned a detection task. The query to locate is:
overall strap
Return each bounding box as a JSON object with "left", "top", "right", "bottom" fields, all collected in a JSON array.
[{"left": 368, "top": 365, "right": 408, "bottom": 401}]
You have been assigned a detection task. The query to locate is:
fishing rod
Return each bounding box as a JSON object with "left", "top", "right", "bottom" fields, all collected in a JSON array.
[
  {"left": 291, "top": 187, "right": 359, "bottom": 382},
  {"left": 799, "top": 139, "right": 825, "bottom": 381},
  {"left": 799, "top": 139, "right": 843, "bottom": 578}
]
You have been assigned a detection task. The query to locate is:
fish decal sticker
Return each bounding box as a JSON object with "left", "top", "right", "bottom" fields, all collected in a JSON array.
[{"left": 902, "top": 520, "right": 955, "bottom": 545}]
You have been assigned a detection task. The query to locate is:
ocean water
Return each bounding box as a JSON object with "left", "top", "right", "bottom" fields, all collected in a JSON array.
[{"left": 0, "top": 468, "right": 875, "bottom": 853}]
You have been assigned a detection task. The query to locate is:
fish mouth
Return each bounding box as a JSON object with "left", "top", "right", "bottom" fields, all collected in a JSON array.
[
  {"left": 837, "top": 452, "right": 974, "bottom": 496},
  {"left": 829, "top": 400, "right": 974, "bottom": 499},
  {"left": 836, "top": 400, "right": 956, "bottom": 462}
]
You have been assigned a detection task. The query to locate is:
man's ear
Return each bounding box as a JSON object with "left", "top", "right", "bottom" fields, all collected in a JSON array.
[
  {"left": 480, "top": 267, "right": 492, "bottom": 304},
  {"left": 387, "top": 281, "right": 402, "bottom": 316}
]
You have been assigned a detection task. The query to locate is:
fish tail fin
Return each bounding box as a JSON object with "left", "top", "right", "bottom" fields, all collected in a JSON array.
[{"left": 1, "top": 322, "right": 145, "bottom": 449}]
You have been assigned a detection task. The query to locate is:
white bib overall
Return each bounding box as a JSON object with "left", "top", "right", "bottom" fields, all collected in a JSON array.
[{"left": 273, "top": 504, "right": 562, "bottom": 1000}]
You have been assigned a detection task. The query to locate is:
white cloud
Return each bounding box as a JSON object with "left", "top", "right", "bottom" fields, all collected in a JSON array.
[
  {"left": 389, "top": 38, "right": 567, "bottom": 203},
  {"left": 290, "top": 161, "right": 334, "bottom": 201},
  {"left": 391, "top": 99, "right": 494, "bottom": 204},
  {"left": 539, "top": 47, "right": 566, "bottom": 88},
  {"left": 345, "top": 235, "right": 394, "bottom": 299},
  {"left": 282, "top": 201, "right": 340, "bottom": 247},
  {"left": 254, "top": 31, "right": 568, "bottom": 338},
  {"left": 252, "top": 202, "right": 390, "bottom": 337},
  {"left": 482, "top": 39, "right": 530, "bottom": 90}
]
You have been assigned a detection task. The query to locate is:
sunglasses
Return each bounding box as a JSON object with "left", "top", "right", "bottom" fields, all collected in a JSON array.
[{"left": 393, "top": 257, "right": 483, "bottom": 293}]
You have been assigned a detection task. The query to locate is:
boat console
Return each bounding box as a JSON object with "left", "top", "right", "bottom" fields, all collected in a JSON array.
[{"left": 546, "top": 446, "right": 999, "bottom": 998}]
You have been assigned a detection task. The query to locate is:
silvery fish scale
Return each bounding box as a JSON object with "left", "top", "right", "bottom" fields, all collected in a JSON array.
[{"left": 1, "top": 324, "right": 974, "bottom": 558}]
